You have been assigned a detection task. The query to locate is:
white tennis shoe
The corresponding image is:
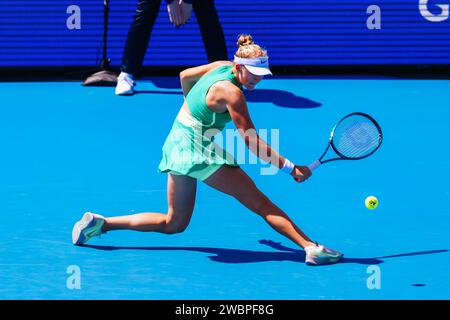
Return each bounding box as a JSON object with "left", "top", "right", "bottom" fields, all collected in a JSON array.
[
  {"left": 305, "top": 243, "right": 343, "bottom": 266},
  {"left": 115, "top": 72, "right": 135, "bottom": 95},
  {"left": 72, "top": 212, "right": 105, "bottom": 245}
]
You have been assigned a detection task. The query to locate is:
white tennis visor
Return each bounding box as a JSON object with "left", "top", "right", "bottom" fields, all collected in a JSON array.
[{"left": 233, "top": 56, "right": 273, "bottom": 76}]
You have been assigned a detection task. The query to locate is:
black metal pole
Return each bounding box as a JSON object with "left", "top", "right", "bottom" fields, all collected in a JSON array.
[
  {"left": 101, "top": 0, "right": 110, "bottom": 70},
  {"left": 82, "top": 0, "right": 117, "bottom": 86}
]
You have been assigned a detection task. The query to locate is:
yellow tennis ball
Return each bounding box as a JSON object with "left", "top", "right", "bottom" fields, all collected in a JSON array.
[{"left": 365, "top": 196, "right": 378, "bottom": 210}]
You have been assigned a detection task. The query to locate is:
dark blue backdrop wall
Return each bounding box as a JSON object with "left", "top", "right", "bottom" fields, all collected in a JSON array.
[{"left": 1, "top": 0, "right": 449, "bottom": 67}]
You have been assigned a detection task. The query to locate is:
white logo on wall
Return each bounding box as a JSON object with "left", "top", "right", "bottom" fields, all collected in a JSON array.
[
  {"left": 419, "top": 0, "right": 449, "bottom": 22},
  {"left": 366, "top": 265, "right": 381, "bottom": 290},
  {"left": 367, "top": 1, "right": 449, "bottom": 30},
  {"left": 66, "top": 5, "right": 81, "bottom": 30},
  {"left": 366, "top": 5, "right": 382, "bottom": 29},
  {"left": 66, "top": 265, "right": 81, "bottom": 290}
]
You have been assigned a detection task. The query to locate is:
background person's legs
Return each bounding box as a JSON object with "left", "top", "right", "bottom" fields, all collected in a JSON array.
[
  {"left": 204, "top": 165, "right": 316, "bottom": 249},
  {"left": 121, "top": 0, "right": 162, "bottom": 76},
  {"left": 103, "top": 173, "right": 197, "bottom": 234},
  {"left": 194, "top": 0, "right": 228, "bottom": 62}
]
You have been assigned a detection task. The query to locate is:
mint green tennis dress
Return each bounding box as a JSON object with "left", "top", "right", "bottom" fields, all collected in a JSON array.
[{"left": 158, "top": 65, "right": 243, "bottom": 180}]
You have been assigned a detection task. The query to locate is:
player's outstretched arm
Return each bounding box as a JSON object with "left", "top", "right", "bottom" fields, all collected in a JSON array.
[{"left": 224, "top": 85, "right": 311, "bottom": 182}]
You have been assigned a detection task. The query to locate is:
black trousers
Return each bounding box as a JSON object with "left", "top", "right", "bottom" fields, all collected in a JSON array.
[{"left": 121, "top": 0, "right": 228, "bottom": 75}]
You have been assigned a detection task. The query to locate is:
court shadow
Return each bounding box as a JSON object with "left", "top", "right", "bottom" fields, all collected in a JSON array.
[
  {"left": 150, "top": 77, "right": 180, "bottom": 89},
  {"left": 244, "top": 89, "right": 321, "bottom": 109},
  {"left": 81, "top": 240, "right": 448, "bottom": 266},
  {"left": 82, "top": 243, "right": 305, "bottom": 264},
  {"left": 258, "top": 240, "right": 449, "bottom": 265},
  {"left": 138, "top": 79, "right": 321, "bottom": 109}
]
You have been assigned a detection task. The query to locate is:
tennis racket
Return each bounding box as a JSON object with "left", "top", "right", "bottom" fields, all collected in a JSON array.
[{"left": 308, "top": 112, "right": 383, "bottom": 171}]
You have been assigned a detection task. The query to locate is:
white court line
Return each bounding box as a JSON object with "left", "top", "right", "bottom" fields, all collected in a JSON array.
[
  {"left": 12, "top": 237, "right": 72, "bottom": 246},
  {"left": 134, "top": 189, "right": 166, "bottom": 193},
  {"left": 0, "top": 264, "right": 47, "bottom": 267}
]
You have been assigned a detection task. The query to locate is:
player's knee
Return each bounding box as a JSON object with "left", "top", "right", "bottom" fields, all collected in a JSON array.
[
  {"left": 253, "top": 195, "right": 272, "bottom": 214},
  {"left": 164, "top": 214, "right": 189, "bottom": 234},
  {"left": 165, "top": 223, "right": 188, "bottom": 234},
  {"left": 243, "top": 192, "right": 271, "bottom": 215}
]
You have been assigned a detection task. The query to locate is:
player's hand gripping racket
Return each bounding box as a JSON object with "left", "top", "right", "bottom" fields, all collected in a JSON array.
[{"left": 308, "top": 112, "right": 383, "bottom": 171}]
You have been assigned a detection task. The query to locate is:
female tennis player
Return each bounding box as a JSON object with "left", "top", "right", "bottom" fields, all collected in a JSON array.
[{"left": 72, "top": 35, "right": 343, "bottom": 266}]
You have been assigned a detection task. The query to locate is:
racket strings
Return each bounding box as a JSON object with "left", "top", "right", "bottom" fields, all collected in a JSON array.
[{"left": 332, "top": 115, "right": 381, "bottom": 159}]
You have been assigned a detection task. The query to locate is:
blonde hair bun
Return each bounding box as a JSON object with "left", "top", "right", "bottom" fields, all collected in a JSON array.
[
  {"left": 234, "top": 34, "right": 267, "bottom": 59},
  {"left": 237, "top": 34, "right": 254, "bottom": 48}
]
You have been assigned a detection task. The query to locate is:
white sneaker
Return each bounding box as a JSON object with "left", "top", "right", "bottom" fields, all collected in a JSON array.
[
  {"left": 115, "top": 72, "right": 135, "bottom": 95},
  {"left": 72, "top": 212, "right": 105, "bottom": 245},
  {"left": 305, "top": 244, "right": 343, "bottom": 266}
]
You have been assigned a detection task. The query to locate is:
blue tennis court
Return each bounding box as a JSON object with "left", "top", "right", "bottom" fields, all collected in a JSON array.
[{"left": 1, "top": 76, "right": 449, "bottom": 299}]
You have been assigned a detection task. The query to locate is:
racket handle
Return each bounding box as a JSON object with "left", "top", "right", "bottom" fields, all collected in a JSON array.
[{"left": 308, "top": 160, "right": 322, "bottom": 171}]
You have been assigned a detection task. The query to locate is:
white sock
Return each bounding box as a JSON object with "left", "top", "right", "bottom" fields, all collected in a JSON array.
[{"left": 119, "top": 72, "right": 133, "bottom": 80}]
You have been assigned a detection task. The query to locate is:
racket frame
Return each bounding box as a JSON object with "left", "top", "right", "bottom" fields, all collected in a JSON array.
[{"left": 313, "top": 112, "right": 383, "bottom": 167}]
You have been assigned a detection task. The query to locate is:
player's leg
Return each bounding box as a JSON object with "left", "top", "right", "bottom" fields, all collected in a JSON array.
[
  {"left": 203, "top": 165, "right": 315, "bottom": 249},
  {"left": 103, "top": 173, "right": 197, "bottom": 234},
  {"left": 72, "top": 173, "right": 197, "bottom": 245}
]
